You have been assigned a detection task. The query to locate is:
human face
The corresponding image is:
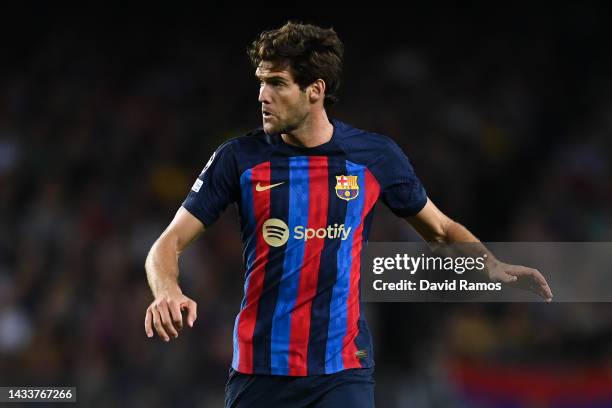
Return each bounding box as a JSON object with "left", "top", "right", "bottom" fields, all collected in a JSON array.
[{"left": 256, "top": 61, "right": 310, "bottom": 135}]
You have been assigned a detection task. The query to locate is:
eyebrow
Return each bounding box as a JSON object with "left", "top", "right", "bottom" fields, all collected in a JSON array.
[{"left": 255, "top": 74, "right": 288, "bottom": 83}]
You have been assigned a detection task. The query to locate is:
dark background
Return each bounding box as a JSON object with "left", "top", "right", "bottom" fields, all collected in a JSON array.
[{"left": 0, "top": 6, "right": 611, "bottom": 407}]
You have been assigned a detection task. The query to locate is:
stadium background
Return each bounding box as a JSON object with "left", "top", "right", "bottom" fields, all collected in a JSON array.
[{"left": 1, "top": 5, "right": 611, "bottom": 407}]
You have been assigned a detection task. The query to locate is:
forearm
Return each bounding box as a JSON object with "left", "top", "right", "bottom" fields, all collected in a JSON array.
[
  {"left": 145, "top": 233, "right": 183, "bottom": 298},
  {"left": 443, "top": 220, "right": 499, "bottom": 267},
  {"left": 443, "top": 220, "right": 478, "bottom": 243},
  {"left": 408, "top": 200, "right": 552, "bottom": 299}
]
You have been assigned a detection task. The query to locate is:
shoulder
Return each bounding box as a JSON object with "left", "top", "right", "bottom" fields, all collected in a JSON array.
[
  {"left": 332, "top": 119, "right": 404, "bottom": 160},
  {"left": 211, "top": 127, "right": 278, "bottom": 175},
  {"left": 216, "top": 127, "right": 268, "bottom": 152},
  {"left": 334, "top": 119, "right": 400, "bottom": 151},
  {"left": 209, "top": 128, "right": 274, "bottom": 163}
]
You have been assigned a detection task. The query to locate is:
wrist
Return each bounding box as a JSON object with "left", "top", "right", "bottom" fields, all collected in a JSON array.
[
  {"left": 155, "top": 283, "right": 182, "bottom": 299},
  {"left": 484, "top": 256, "right": 501, "bottom": 280}
]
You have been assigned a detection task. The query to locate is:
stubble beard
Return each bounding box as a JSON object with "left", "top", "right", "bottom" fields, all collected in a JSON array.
[
  {"left": 263, "top": 112, "right": 308, "bottom": 135},
  {"left": 263, "top": 93, "right": 309, "bottom": 135}
]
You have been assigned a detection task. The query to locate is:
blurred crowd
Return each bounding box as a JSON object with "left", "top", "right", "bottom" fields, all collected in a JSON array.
[{"left": 0, "top": 7, "right": 611, "bottom": 407}]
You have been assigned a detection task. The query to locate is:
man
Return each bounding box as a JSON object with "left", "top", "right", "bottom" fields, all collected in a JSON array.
[{"left": 144, "top": 22, "right": 553, "bottom": 408}]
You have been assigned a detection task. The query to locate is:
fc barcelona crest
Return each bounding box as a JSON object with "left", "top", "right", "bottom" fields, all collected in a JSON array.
[{"left": 335, "top": 175, "right": 359, "bottom": 201}]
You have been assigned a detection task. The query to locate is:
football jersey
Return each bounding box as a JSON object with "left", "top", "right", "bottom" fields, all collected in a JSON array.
[{"left": 183, "top": 119, "right": 427, "bottom": 376}]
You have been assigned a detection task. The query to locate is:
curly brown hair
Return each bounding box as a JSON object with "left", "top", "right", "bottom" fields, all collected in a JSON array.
[{"left": 247, "top": 21, "right": 344, "bottom": 106}]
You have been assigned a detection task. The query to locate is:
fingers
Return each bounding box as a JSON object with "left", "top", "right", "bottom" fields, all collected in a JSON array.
[
  {"left": 541, "top": 285, "right": 553, "bottom": 302},
  {"left": 530, "top": 268, "right": 553, "bottom": 301},
  {"left": 157, "top": 301, "right": 179, "bottom": 340},
  {"left": 145, "top": 308, "right": 154, "bottom": 338},
  {"left": 146, "top": 296, "right": 198, "bottom": 341},
  {"left": 152, "top": 306, "right": 170, "bottom": 342},
  {"left": 524, "top": 268, "right": 553, "bottom": 301},
  {"left": 169, "top": 300, "right": 184, "bottom": 332},
  {"left": 183, "top": 299, "right": 198, "bottom": 327},
  {"left": 507, "top": 266, "right": 553, "bottom": 302}
]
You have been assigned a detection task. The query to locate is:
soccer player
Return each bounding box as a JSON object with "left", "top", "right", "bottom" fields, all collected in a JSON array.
[{"left": 144, "top": 22, "right": 553, "bottom": 408}]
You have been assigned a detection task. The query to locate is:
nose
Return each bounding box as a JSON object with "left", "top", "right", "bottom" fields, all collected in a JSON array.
[{"left": 258, "top": 83, "right": 271, "bottom": 104}]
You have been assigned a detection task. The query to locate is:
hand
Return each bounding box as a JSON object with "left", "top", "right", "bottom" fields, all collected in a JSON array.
[
  {"left": 144, "top": 290, "right": 198, "bottom": 341},
  {"left": 488, "top": 261, "right": 553, "bottom": 302}
]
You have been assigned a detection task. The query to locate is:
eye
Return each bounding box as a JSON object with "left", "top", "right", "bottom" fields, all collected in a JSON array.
[{"left": 257, "top": 79, "right": 286, "bottom": 88}]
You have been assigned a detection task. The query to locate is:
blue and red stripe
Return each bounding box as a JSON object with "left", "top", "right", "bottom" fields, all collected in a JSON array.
[
  {"left": 234, "top": 158, "right": 380, "bottom": 375},
  {"left": 325, "top": 162, "right": 380, "bottom": 373},
  {"left": 288, "top": 156, "right": 329, "bottom": 375},
  {"left": 325, "top": 161, "right": 365, "bottom": 372},
  {"left": 233, "top": 167, "right": 256, "bottom": 370},
  {"left": 307, "top": 157, "right": 348, "bottom": 374},
  {"left": 270, "top": 156, "right": 309, "bottom": 374},
  {"left": 236, "top": 162, "right": 271, "bottom": 374},
  {"left": 341, "top": 168, "right": 380, "bottom": 368},
  {"left": 253, "top": 158, "right": 289, "bottom": 373}
]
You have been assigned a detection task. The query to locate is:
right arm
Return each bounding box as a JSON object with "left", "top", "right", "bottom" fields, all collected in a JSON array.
[{"left": 144, "top": 207, "right": 205, "bottom": 341}]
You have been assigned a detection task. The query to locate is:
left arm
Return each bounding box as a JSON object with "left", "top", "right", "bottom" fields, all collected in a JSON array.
[{"left": 406, "top": 198, "right": 553, "bottom": 302}]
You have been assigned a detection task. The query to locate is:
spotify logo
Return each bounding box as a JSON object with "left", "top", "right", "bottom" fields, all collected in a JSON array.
[{"left": 262, "top": 218, "right": 290, "bottom": 247}]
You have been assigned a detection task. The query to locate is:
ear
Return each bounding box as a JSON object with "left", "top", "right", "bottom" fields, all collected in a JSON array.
[{"left": 308, "top": 79, "right": 326, "bottom": 104}]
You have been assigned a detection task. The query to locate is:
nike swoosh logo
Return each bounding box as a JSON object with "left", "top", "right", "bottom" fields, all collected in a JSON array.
[{"left": 256, "top": 182, "right": 285, "bottom": 192}]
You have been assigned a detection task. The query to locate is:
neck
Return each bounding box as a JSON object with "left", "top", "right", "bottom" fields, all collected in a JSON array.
[{"left": 281, "top": 109, "right": 333, "bottom": 148}]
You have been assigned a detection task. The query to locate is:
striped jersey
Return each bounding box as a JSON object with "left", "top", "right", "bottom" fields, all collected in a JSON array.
[{"left": 183, "top": 119, "right": 427, "bottom": 376}]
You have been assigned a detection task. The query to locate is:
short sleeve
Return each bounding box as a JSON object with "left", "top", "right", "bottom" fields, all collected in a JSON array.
[
  {"left": 182, "top": 140, "right": 239, "bottom": 227},
  {"left": 374, "top": 139, "right": 427, "bottom": 217}
]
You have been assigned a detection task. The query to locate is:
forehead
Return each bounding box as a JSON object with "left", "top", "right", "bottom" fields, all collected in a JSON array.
[{"left": 255, "top": 61, "right": 293, "bottom": 80}]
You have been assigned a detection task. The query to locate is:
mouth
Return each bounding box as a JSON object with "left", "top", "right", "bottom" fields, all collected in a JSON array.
[{"left": 262, "top": 109, "right": 273, "bottom": 118}]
